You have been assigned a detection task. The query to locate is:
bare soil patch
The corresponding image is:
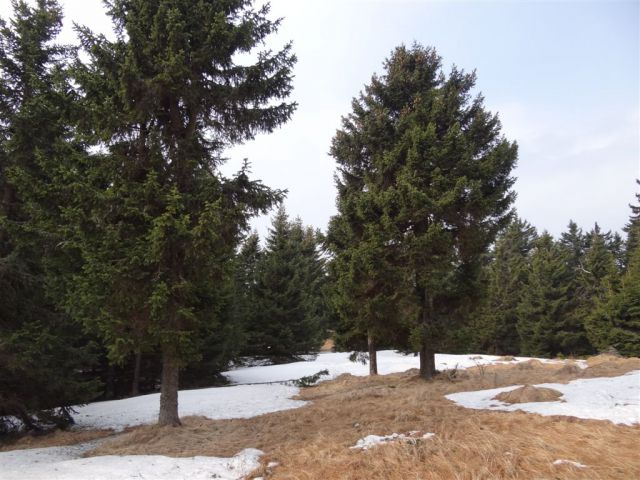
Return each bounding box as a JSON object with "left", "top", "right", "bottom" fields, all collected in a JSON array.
[
  {"left": 493, "top": 385, "right": 563, "bottom": 404},
  {"left": 83, "top": 355, "right": 639, "bottom": 479}
]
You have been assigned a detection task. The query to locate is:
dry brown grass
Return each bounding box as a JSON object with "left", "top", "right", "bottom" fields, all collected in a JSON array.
[
  {"left": 320, "top": 338, "right": 335, "bottom": 352},
  {"left": 0, "top": 428, "right": 114, "bottom": 452},
  {"left": 493, "top": 385, "right": 563, "bottom": 404},
  {"left": 79, "top": 355, "right": 640, "bottom": 479}
]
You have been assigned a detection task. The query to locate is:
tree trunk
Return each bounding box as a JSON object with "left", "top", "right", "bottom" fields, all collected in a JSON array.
[
  {"left": 105, "top": 364, "right": 115, "bottom": 400},
  {"left": 367, "top": 331, "right": 378, "bottom": 376},
  {"left": 419, "top": 286, "right": 436, "bottom": 379},
  {"left": 158, "top": 348, "right": 181, "bottom": 426},
  {"left": 131, "top": 351, "right": 142, "bottom": 396},
  {"left": 419, "top": 341, "right": 436, "bottom": 379}
]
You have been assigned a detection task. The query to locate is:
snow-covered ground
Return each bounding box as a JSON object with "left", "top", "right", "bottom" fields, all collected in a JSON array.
[
  {"left": 222, "top": 350, "right": 554, "bottom": 384},
  {"left": 73, "top": 383, "right": 304, "bottom": 431},
  {"left": 445, "top": 370, "right": 640, "bottom": 425},
  {"left": 0, "top": 444, "right": 262, "bottom": 480}
]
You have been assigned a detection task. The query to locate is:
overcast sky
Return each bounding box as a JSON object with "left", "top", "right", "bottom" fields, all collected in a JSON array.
[{"left": 1, "top": 0, "right": 638, "bottom": 239}]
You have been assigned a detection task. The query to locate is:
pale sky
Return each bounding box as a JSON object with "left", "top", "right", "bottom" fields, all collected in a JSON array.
[{"left": 2, "top": 0, "right": 639, "bottom": 239}]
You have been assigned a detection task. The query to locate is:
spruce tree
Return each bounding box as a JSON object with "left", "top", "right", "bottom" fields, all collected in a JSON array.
[
  {"left": 327, "top": 210, "right": 409, "bottom": 374},
  {"left": 516, "top": 233, "right": 572, "bottom": 357},
  {"left": 586, "top": 193, "right": 640, "bottom": 355},
  {"left": 0, "top": 0, "right": 98, "bottom": 432},
  {"left": 331, "top": 45, "right": 517, "bottom": 378},
  {"left": 68, "top": 0, "right": 295, "bottom": 426},
  {"left": 472, "top": 217, "right": 537, "bottom": 354},
  {"left": 248, "top": 208, "right": 325, "bottom": 357},
  {"left": 623, "top": 179, "right": 640, "bottom": 270},
  {"left": 599, "top": 244, "right": 640, "bottom": 356},
  {"left": 557, "top": 221, "right": 594, "bottom": 355},
  {"left": 232, "top": 232, "right": 262, "bottom": 343},
  {"left": 580, "top": 225, "right": 620, "bottom": 352}
]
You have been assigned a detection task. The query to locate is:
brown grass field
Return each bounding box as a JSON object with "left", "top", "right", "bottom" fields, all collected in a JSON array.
[{"left": 3, "top": 354, "right": 640, "bottom": 479}]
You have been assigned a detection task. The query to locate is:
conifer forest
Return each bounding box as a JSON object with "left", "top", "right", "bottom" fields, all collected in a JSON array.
[{"left": 0, "top": 0, "right": 638, "bottom": 457}]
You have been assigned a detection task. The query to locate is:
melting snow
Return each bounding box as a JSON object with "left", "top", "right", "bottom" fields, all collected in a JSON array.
[
  {"left": 0, "top": 445, "right": 262, "bottom": 480},
  {"left": 222, "top": 350, "right": 556, "bottom": 385},
  {"left": 73, "top": 383, "right": 304, "bottom": 431},
  {"left": 445, "top": 370, "right": 640, "bottom": 425},
  {"left": 350, "top": 432, "right": 435, "bottom": 450},
  {"left": 553, "top": 459, "right": 588, "bottom": 468}
]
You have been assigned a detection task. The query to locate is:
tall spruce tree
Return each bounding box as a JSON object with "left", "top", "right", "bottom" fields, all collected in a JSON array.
[
  {"left": 331, "top": 45, "right": 517, "bottom": 378},
  {"left": 68, "top": 0, "right": 295, "bottom": 426},
  {"left": 0, "top": 0, "right": 98, "bottom": 432}
]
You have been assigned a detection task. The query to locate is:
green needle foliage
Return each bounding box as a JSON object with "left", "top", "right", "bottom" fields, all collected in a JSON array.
[
  {"left": 0, "top": 0, "right": 99, "bottom": 433},
  {"left": 65, "top": 0, "right": 295, "bottom": 426},
  {"left": 246, "top": 207, "right": 326, "bottom": 358},
  {"left": 516, "top": 233, "right": 572, "bottom": 357},
  {"left": 329, "top": 44, "right": 517, "bottom": 378},
  {"left": 472, "top": 217, "right": 537, "bottom": 355},
  {"left": 587, "top": 195, "right": 640, "bottom": 356}
]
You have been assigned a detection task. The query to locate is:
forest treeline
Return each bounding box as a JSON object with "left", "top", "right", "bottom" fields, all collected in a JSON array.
[{"left": 1, "top": 0, "right": 638, "bottom": 434}]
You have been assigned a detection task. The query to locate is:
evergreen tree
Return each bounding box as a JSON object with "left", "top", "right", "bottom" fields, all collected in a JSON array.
[
  {"left": 472, "top": 217, "right": 537, "bottom": 354},
  {"left": 67, "top": 0, "right": 295, "bottom": 426},
  {"left": 232, "top": 231, "right": 262, "bottom": 342},
  {"left": 556, "top": 221, "right": 594, "bottom": 355},
  {"left": 248, "top": 208, "right": 325, "bottom": 357},
  {"left": 516, "top": 233, "right": 571, "bottom": 357},
  {"left": 0, "top": 0, "right": 98, "bottom": 432},
  {"left": 579, "top": 225, "right": 620, "bottom": 352},
  {"left": 587, "top": 193, "right": 640, "bottom": 356},
  {"left": 623, "top": 179, "right": 640, "bottom": 270},
  {"left": 331, "top": 45, "right": 517, "bottom": 378},
  {"left": 597, "top": 242, "right": 640, "bottom": 356},
  {"left": 327, "top": 211, "right": 409, "bottom": 374}
]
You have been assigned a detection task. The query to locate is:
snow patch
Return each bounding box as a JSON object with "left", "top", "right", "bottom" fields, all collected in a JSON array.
[
  {"left": 223, "top": 350, "right": 559, "bottom": 385},
  {"left": 73, "top": 383, "right": 304, "bottom": 431},
  {"left": 445, "top": 370, "right": 640, "bottom": 425},
  {"left": 350, "top": 432, "right": 435, "bottom": 450},
  {"left": 0, "top": 444, "right": 262, "bottom": 480},
  {"left": 553, "top": 459, "right": 588, "bottom": 468}
]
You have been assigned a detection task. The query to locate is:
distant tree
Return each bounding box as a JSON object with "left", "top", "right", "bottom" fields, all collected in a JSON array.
[
  {"left": 587, "top": 192, "right": 640, "bottom": 356},
  {"left": 247, "top": 208, "right": 326, "bottom": 357},
  {"left": 0, "top": 0, "right": 98, "bottom": 432},
  {"left": 232, "top": 232, "right": 262, "bottom": 341},
  {"left": 516, "top": 233, "right": 571, "bottom": 357},
  {"left": 67, "top": 0, "right": 294, "bottom": 426},
  {"left": 472, "top": 217, "right": 537, "bottom": 355},
  {"left": 329, "top": 45, "right": 517, "bottom": 378},
  {"left": 623, "top": 179, "right": 640, "bottom": 270},
  {"left": 557, "top": 221, "right": 595, "bottom": 355},
  {"left": 580, "top": 225, "right": 620, "bottom": 352},
  {"left": 596, "top": 245, "right": 640, "bottom": 356}
]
